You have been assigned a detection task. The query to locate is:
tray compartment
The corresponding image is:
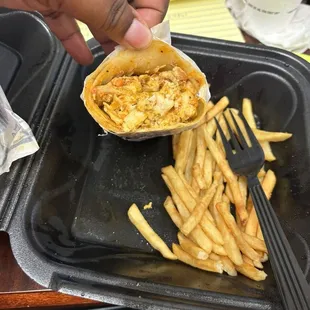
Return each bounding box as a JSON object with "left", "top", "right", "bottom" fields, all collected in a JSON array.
[{"left": 6, "top": 36, "right": 310, "bottom": 309}]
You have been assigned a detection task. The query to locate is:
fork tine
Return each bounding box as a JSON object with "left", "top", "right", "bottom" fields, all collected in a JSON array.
[
  {"left": 229, "top": 110, "right": 248, "bottom": 148},
  {"left": 238, "top": 112, "right": 260, "bottom": 148},
  {"left": 223, "top": 114, "right": 241, "bottom": 152},
  {"left": 215, "top": 118, "right": 233, "bottom": 157}
]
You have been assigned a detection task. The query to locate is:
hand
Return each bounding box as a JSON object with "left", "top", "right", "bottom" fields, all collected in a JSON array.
[{"left": 0, "top": 0, "right": 169, "bottom": 65}]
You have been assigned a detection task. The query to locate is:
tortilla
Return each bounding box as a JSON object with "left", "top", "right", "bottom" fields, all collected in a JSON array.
[{"left": 82, "top": 39, "right": 210, "bottom": 141}]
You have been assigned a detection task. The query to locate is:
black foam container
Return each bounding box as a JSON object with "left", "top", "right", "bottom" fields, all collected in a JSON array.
[
  {"left": 0, "top": 9, "right": 65, "bottom": 227},
  {"left": 1, "top": 11, "right": 310, "bottom": 310}
]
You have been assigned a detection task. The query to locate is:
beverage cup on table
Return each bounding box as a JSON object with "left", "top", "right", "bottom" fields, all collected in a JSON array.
[{"left": 243, "top": 0, "right": 303, "bottom": 32}]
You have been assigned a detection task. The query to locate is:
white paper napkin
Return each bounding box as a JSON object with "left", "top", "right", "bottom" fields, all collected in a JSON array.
[{"left": 227, "top": 0, "right": 310, "bottom": 53}]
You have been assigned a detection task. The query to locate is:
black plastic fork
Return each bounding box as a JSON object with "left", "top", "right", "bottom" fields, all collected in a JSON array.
[{"left": 216, "top": 110, "right": 310, "bottom": 310}]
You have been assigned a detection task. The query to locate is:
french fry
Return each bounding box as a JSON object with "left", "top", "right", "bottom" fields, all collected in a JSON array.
[
  {"left": 162, "top": 166, "right": 197, "bottom": 212},
  {"left": 210, "top": 183, "right": 224, "bottom": 218},
  {"left": 172, "top": 134, "right": 180, "bottom": 160},
  {"left": 203, "top": 150, "right": 213, "bottom": 190},
  {"left": 246, "top": 170, "right": 276, "bottom": 238},
  {"left": 212, "top": 244, "right": 228, "bottom": 256},
  {"left": 242, "top": 255, "right": 263, "bottom": 269},
  {"left": 205, "top": 96, "right": 229, "bottom": 122},
  {"left": 178, "top": 172, "right": 216, "bottom": 226},
  {"left": 242, "top": 232, "right": 267, "bottom": 253},
  {"left": 159, "top": 97, "right": 290, "bottom": 281},
  {"left": 191, "top": 178, "right": 200, "bottom": 195},
  {"left": 216, "top": 114, "right": 230, "bottom": 154},
  {"left": 254, "top": 260, "right": 264, "bottom": 269},
  {"left": 245, "top": 205, "right": 259, "bottom": 237},
  {"left": 242, "top": 98, "right": 256, "bottom": 128},
  {"left": 260, "top": 141, "right": 276, "bottom": 162},
  {"left": 235, "top": 264, "right": 267, "bottom": 281},
  {"left": 162, "top": 176, "right": 213, "bottom": 253},
  {"left": 162, "top": 175, "right": 191, "bottom": 219},
  {"left": 257, "top": 225, "right": 264, "bottom": 241},
  {"left": 265, "top": 166, "right": 278, "bottom": 189},
  {"left": 203, "top": 126, "right": 248, "bottom": 223},
  {"left": 163, "top": 197, "right": 183, "bottom": 229},
  {"left": 239, "top": 176, "right": 247, "bottom": 210},
  {"left": 213, "top": 202, "right": 243, "bottom": 265},
  {"left": 225, "top": 184, "right": 234, "bottom": 204},
  {"left": 222, "top": 194, "right": 230, "bottom": 205},
  {"left": 193, "top": 164, "right": 207, "bottom": 190},
  {"left": 246, "top": 196, "right": 254, "bottom": 214},
  {"left": 242, "top": 255, "right": 254, "bottom": 266},
  {"left": 185, "top": 130, "right": 197, "bottom": 182},
  {"left": 209, "top": 253, "right": 221, "bottom": 261},
  {"left": 178, "top": 172, "right": 198, "bottom": 199},
  {"left": 194, "top": 126, "right": 206, "bottom": 169},
  {"left": 257, "top": 250, "right": 269, "bottom": 262},
  {"left": 218, "top": 114, "right": 230, "bottom": 138},
  {"left": 205, "top": 118, "right": 217, "bottom": 137},
  {"left": 205, "top": 209, "right": 215, "bottom": 224},
  {"left": 214, "top": 171, "right": 223, "bottom": 183},
  {"left": 201, "top": 101, "right": 214, "bottom": 120},
  {"left": 200, "top": 214, "right": 224, "bottom": 245},
  {"left": 217, "top": 203, "right": 260, "bottom": 262},
  {"left": 216, "top": 115, "right": 230, "bottom": 155},
  {"left": 178, "top": 173, "right": 214, "bottom": 226},
  {"left": 175, "top": 130, "right": 193, "bottom": 173},
  {"left": 128, "top": 204, "right": 177, "bottom": 260},
  {"left": 206, "top": 101, "right": 215, "bottom": 112},
  {"left": 257, "top": 167, "right": 266, "bottom": 178},
  {"left": 178, "top": 232, "right": 208, "bottom": 260},
  {"left": 172, "top": 244, "right": 223, "bottom": 274},
  {"left": 224, "top": 109, "right": 251, "bottom": 146},
  {"left": 242, "top": 99, "right": 272, "bottom": 185},
  {"left": 216, "top": 129, "right": 225, "bottom": 155},
  {"left": 212, "top": 159, "right": 216, "bottom": 173},
  {"left": 236, "top": 177, "right": 245, "bottom": 230},
  {"left": 180, "top": 181, "right": 217, "bottom": 236},
  {"left": 253, "top": 128, "right": 292, "bottom": 142},
  {"left": 221, "top": 256, "right": 237, "bottom": 276},
  {"left": 236, "top": 213, "right": 242, "bottom": 231},
  {"left": 189, "top": 226, "right": 213, "bottom": 254}
]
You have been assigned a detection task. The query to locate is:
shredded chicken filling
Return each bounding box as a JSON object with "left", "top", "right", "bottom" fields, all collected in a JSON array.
[{"left": 92, "top": 66, "right": 201, "bottom": 132}]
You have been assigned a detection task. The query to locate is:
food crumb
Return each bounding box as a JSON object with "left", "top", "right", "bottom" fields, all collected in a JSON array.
[{"left": 143, "top": 202, "right": 153, "bottom": 210}]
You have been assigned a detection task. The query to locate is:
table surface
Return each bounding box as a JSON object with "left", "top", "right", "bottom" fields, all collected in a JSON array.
[{"left": 0, "top": 29, "right": 310, "bottom": 309}]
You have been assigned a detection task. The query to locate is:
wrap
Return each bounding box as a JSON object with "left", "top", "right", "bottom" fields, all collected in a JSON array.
[{"left": 82, "top": 22, "right": 210, "bottom": 141}]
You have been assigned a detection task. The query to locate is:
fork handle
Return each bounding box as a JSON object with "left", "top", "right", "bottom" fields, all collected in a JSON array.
[{"left": 248, "top": 177, "right": 310, "bottom": 310}]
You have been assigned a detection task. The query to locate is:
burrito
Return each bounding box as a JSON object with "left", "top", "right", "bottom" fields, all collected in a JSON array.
[{"left": 82, "top": 39, "right": 210, "bottom": 141}]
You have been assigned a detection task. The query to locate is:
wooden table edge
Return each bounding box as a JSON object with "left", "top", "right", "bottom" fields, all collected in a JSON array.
[{"left": 0, "top": 291, "right": 102, "bottom": 309}]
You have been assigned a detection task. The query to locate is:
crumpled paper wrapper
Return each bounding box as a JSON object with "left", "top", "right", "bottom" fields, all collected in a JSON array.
[
  {"left": 0, "top": 86, "right": 39, "bottom": 174},
  {"left": 81, "top": 21, "right": 211, "bottom": 140},
  {"left": 227, "top": 0, "right": 310, "bottom": 53}
]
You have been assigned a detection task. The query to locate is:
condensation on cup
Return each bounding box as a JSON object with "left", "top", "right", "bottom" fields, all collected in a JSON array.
[{"left": 244, "top": 0, "right": 303, "bottom": 31}]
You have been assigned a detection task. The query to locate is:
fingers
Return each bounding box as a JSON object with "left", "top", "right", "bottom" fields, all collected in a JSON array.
[
  {"left": 60, "top": 0, "right": 152, "bottom": 49},
  {"left": 134, "top": 0, "right": 169, "bottom": 27},
  {"left": 0, "top": 0, "right": 93, "bottom": 65},
  {"left": 43, "top": 12, "right": 93, "bottom": 65},
  {"left": 0, "top": 0, "right": 169, "bottom": 63}
]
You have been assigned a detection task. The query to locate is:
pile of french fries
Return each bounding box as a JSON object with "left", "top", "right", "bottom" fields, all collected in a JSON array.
[{"left": 129, "top": 97, "right": 292, "bottom": 281}]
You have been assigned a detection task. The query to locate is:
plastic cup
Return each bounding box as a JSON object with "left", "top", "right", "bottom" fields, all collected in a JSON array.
[{"left": 243, "top": 0, "right": 303, "bottom": 31}]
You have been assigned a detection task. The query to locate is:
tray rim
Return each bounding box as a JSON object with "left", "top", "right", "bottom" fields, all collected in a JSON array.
[{"left": 6, "top": 33, "right": 310, "bottom": 310}]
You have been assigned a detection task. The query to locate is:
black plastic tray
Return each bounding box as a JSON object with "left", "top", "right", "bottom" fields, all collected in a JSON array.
[
  {"left": 0, "top": 9, "right": 65, "bottom": 228},
  {"left": 2, "top": 19, "right": 310, "bottom": 309}
]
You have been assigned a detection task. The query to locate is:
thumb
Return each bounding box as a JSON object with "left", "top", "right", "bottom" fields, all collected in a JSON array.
[{"left": 60, "top": 0, "right": 152, "bottom": 49}]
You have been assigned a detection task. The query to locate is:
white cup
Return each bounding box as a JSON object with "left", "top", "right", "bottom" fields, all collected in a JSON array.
[{"left": 244, "top": 0, "right": 303, "bottom": 31}]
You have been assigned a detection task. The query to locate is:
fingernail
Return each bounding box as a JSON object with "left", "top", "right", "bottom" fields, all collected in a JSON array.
[{"left": 124, "top": 18, "right": 152, "bottom": 49}]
